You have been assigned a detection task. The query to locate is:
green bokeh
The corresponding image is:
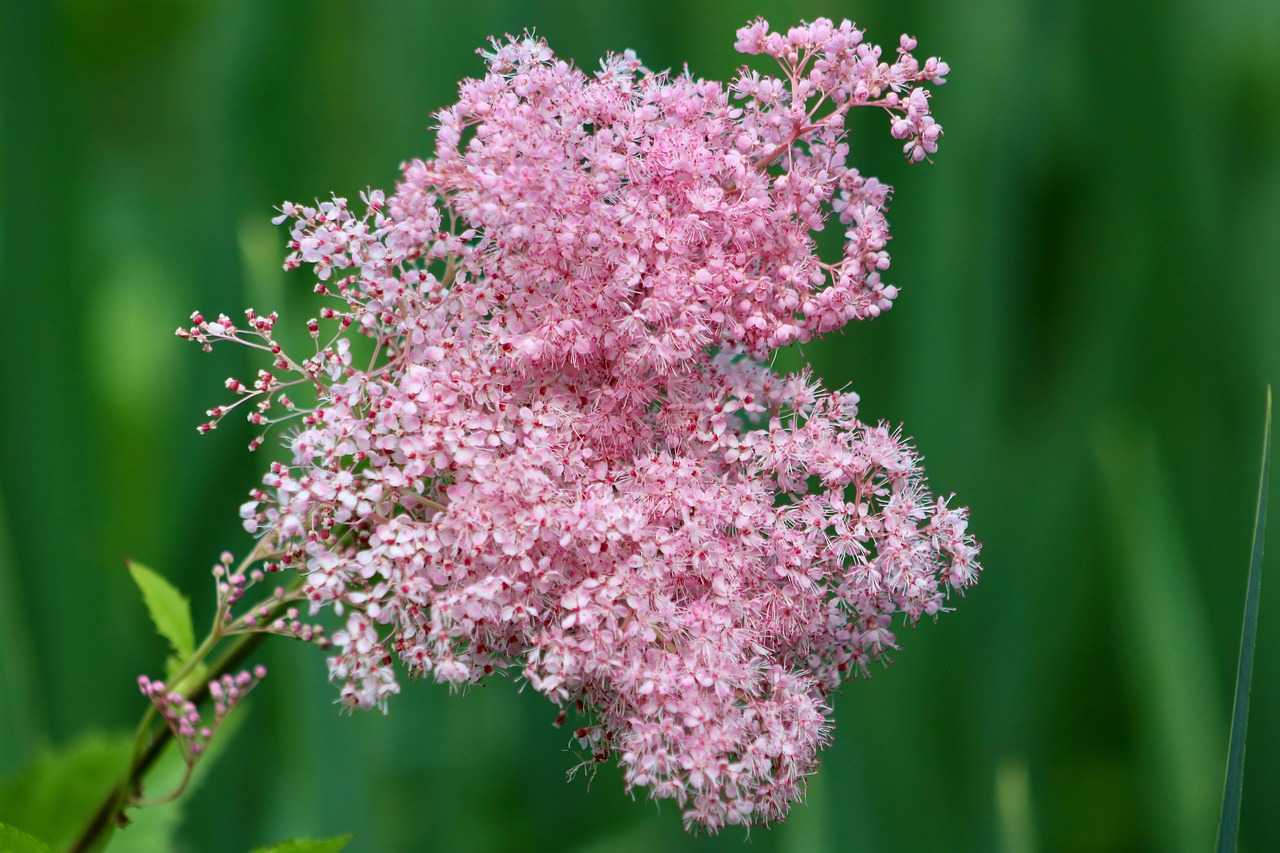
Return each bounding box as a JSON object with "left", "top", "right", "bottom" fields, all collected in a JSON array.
[{"left": 2, "top": 0, "right": 1277, "bottom": 850}]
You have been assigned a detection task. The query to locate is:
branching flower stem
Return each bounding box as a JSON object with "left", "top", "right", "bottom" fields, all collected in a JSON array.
[{"left": 69, "top": 552, "right": 300, "bottom": 853}]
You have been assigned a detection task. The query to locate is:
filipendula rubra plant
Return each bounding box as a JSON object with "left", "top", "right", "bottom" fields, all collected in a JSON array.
[{"left": 142, "top": 16, "right": 977, "bottom": 834}]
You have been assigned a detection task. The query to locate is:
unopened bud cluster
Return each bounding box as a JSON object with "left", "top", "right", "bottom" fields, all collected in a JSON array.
[
  {"left": 138, "top": 666, "right": 266, "bottom": 761},
  {"left": 183, "top": 17, "right": 979, "bottom": 830}
]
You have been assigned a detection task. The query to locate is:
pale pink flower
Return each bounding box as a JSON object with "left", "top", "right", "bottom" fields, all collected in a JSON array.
[{"left": 183, "top": 17, "right": 979, "bottom": 831}]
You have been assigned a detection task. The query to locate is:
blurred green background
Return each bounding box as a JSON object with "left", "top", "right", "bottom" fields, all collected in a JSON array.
[{"left": 2, "top": 0, "right": 1278, "bottom": 850}]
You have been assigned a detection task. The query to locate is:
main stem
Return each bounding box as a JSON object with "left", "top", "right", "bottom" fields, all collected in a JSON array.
[{"left": 68, "top": 599, "right": 291, "bottom": 853}]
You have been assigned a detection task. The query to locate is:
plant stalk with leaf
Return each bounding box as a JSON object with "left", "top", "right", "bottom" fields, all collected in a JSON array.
[{"left": 69, "top": 547, "right": 324, "bottom": 853}]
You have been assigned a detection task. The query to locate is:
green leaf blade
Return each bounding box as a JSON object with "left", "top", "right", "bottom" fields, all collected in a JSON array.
[
  {"left": 1216, "top": 386, "right": 1271, "bottom": 852},
  {"left": 0, "top": 733, "right": 132, "bottom": 850},
  {"left": 126, "top": 560, "right": 196, "bottom": 661}
]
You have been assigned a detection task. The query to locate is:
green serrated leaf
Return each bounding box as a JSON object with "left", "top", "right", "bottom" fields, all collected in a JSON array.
[
  {"left": 0, "top": 732, "right": 132, "bottom": 850},
  {"left": 0, "top": 823, "right": 58, "bottom": 853},
  {"left": 127, "top": 560, "right": 196, "bottom": 661},
  {"left": 1216, "top": 386, "right": 1270, "bottom": 852},
  {"left": 249, "top": 834, "right": 354, "bottom": 853}
]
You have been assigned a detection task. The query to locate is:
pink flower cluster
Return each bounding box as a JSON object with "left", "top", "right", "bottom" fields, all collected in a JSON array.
[{"left": 183, "top": 18, "right": 977, "bottom": 830}]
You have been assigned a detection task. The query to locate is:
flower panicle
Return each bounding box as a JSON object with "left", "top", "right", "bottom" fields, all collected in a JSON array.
[{"left": 175, "top": 17, "right": 979, "bottom": 832}]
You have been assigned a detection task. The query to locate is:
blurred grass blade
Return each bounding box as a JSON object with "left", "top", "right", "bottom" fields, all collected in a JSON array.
[
  {"left": 1216, "top": 386, "right": 1271, "bottom": 852},
  {"left": 0, "top": 485, "right": 45, "bottom": 775},
  {"left": 250, "top": 835, "right": 354, "bottom": 853},
  {"left": 1096, "top": 418, "right": 1224, "bottom": 853},
  {"left": 778, "top": 766, "right": 831, "bottom": 853},
  {"left": 996, "top": 756, "right": 1039, "bottom": 853}
]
